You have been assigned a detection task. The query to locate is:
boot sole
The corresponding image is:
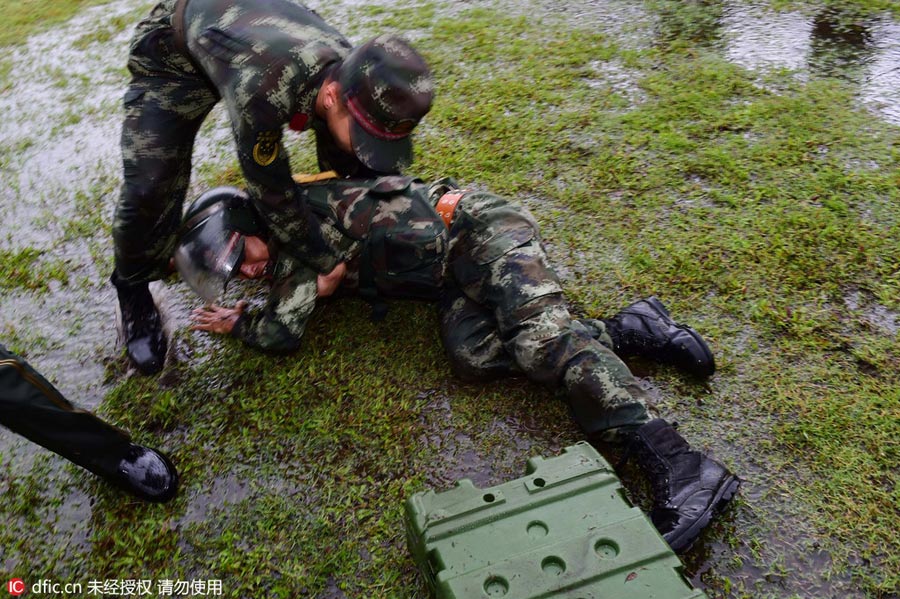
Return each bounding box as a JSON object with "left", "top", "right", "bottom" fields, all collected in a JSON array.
[
  {"left": 646, "top": 296, "right": 716, "bottom": 378},
  {"left": 666, "top": 475, "right": 741, "bottom": 553}
]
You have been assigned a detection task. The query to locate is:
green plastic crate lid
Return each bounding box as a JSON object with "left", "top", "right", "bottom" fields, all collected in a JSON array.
[{"left": 405, "top": 442, "right": 707, "bottom": 599}]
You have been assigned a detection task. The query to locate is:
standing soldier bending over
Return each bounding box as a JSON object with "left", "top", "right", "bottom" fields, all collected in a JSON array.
[
  {"left": 177, "top": 177, "right": 739, "bottom": 552},
  {"left": 111, "top": 0, "right": 434, "bottom": 374}
]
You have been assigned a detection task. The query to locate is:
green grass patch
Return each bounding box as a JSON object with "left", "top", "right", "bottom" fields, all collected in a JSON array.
[
  {"left": 0, "top": 58, "right": 12, "bottom": 92},
  {"left": 72, "top": 14, "right": 133, "bottom": 49},
  {"left": 62, "top": 172, "right": 119, "bottom": 241},
  {"left": 0, "top": 0, "right": 118, "bottom": 47},
  {"left": 0, "top": 247, "right": 69, "bottom": 292}
]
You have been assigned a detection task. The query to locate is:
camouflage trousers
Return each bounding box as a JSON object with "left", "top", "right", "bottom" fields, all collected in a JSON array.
[
  {"left": 113, "top": 0, "right": 219, "bottom": 283},
  {"left": 438, "top": 192, "right": 651, "bottom": 436}
]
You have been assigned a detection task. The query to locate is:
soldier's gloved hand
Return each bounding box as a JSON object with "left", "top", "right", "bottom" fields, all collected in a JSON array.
[
  {"left": 316, "top": 262, "right": 346, "bottom": 298},
  {"left": 190, "top": 301, "right": 248, "bottom": 335}
]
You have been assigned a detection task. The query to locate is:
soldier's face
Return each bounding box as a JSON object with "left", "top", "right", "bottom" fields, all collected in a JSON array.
[{"left": 238, "top": 236, "right": 271, "bottom": 280}]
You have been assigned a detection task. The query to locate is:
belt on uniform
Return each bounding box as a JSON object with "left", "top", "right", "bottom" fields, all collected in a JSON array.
[
  {"left": 435, "top": 191, "right": 465, "bottom": 228},
  {"left": 172, "top": 0, "right": 191, "bottom": 55}
]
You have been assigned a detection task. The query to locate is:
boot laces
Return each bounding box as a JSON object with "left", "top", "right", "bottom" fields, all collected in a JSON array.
[{"left": 621, "top": 425, "right": 679, "bottom": 502}]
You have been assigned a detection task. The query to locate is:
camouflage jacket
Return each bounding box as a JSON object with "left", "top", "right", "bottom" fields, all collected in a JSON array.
[
  {"left": 182, "top": 0, "right": 375, "bottom": 273},
  {"left": 233, "top": 176, "right": 448, "bottom": 352},
  {"left": 231, "top": 176, "right": 544, "bottom": 352}
]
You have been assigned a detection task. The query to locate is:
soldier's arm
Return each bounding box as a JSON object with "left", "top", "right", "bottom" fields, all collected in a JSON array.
[
  {"left": 186, "top": 21, "right": 345, "bottom": 273},
  {"left": 229, "top": 266, "right": 319, "bottom": 354},
  {"left": 190, "top": 253, "right": 319, "bottom": 353},
  {"left": 230, "top": 95, "right": 341, "bottom": 275},
  {"left": 190, "top": 262, "right": 344, "bottom": 353},
  {"left": 196, "top": 39, "right": 340, "bottom": 274}
]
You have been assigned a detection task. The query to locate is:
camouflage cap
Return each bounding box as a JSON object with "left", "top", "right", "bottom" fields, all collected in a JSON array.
[{"left": 338, "top": 34, "right": 434, "bottom": 173}]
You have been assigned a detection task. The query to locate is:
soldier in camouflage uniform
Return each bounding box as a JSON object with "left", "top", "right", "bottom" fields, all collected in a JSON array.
[
  {"left": 182, "top": 177, "right": 739, "bottom": 552},
  {"left": 111, "top": 0, "right": 434, "bottom": 375}
]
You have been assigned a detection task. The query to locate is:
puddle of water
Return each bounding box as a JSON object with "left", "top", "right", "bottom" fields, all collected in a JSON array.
[
  {"left": 180, "top": 470, "right": 255, "bottom": 526},
  {"left": 416, "top": 390, "right": 579, "bottom": 490},
  {"left": 860, "top": 20, "right": 900, "bottom": 125},
  {"left": 0, "top": 285, "right": 114, "bottom": 408},
  {"left": 715, "top": 2, "right": 900, "bottom": 126},
  {"left": 0, "top": 454, "right": 95, "bottom": 573},
  {"left": 720, "top": 3, "right": 814, "bottom": 73},
  {"left": 844, "top": 288, "right": 899, "bottom": 335},
  {"left": 505, "top": 0, "right": 656, "bottom": 50},
  {"left": 320, "top": 577, "right": 348, "bottom": 599},
  {"left": 684, "top": 451, "right": 850, "bottom": 597},
  {"left": 0, "top": 0, "right": 244, "bottom": 574},
  {"left": 586, "top": 58, "right": 648, "bottom": 107}
]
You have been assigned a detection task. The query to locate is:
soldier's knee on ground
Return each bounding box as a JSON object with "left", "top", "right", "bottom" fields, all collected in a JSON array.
[
  {"left": 445, "top": 347, "right": 518, "bottom": 382},
  {"left": 504, "top": 302, "right": 593, "bottom": 385}
]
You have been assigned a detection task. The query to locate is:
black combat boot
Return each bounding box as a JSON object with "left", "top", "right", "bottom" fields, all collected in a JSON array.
[
  {"left": 604, "top": 296, "right": 715, "bottom": 378},
  {"left": 112, "top": 273, "right": 167, "bottom": 375},
  {"left": 629, "top": 419, "right": 740, "bottom": 552},
  {"left": 95, "top": 444, "right": 179, "bottom": 503}
]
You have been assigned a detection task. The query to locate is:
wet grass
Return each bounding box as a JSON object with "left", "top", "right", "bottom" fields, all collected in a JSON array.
[
  {"left": 773, "top": 0, "right": 900, "bottom": 14},
  {"left": 47, "top": 301, "right": 562, "bottom": 597},
  {"left": 0, "top": 248, "right": 70, "bottom": 292},
  {"left": 0, "top": 0, "right": 123, "bottom": 48},
  {"left": 2, "top": 0, "right": 899, "bottom": 598},
  {"left": 72, "top": 14, "right": 135, "bottom": 49}
]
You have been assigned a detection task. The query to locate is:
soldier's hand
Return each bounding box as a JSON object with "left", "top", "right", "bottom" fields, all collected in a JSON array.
[
  {"left": 190, "top": 301, "right": 248, "bottom": 334},
  {"left": 316, "top": 262, "right": 346, "bottom": 298}
]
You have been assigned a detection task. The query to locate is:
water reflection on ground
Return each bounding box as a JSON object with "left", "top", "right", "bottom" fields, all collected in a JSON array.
[{"left": 713, "top": 2, "right": 900, "bottom": 124}]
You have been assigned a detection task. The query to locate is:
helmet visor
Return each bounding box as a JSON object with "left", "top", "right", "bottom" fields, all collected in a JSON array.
[{"left": 174, "top": 211, "right": 245, "bottom": 303}]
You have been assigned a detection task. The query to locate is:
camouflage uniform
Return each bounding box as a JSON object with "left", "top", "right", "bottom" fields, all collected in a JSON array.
[
  {"left": 233, "top": 177, "right": 651, "bottom": 435},
  {"left": 233, "top": 176, "right": 445, "bottom": 351},
  {"left": 114, "top": 0, "right": 372, "bottom": 285}
]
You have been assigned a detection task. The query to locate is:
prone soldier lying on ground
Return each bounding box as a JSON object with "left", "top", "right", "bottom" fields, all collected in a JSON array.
[{"left": 176, "top": 176, "right": 739, "bottom": 552}]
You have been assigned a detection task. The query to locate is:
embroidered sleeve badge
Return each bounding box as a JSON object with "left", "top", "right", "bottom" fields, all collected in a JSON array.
[{"left": 252, "top": 131, "right": 280, "bottom": 166}]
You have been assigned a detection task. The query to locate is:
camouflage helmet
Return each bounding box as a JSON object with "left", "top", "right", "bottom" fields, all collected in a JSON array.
[
  {"left": 337, "top": 34, "right": 434, "bottom": 173},
  {"left": 174, "top": 187, "right": 263, "bottom": 303}
]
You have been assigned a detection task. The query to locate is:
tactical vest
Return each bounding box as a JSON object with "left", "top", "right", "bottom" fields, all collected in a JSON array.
[{"left": 303, "top": 176, "right": 449, "bottom": 318}]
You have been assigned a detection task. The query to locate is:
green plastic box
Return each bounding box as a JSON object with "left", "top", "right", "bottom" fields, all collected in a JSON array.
[{"left": 405, "top": 442, "right": 707, "bottom": 599}]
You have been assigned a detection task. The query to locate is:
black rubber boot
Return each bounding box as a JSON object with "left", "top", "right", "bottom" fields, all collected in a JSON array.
[
  {"left": 112, "top": 273, "right": 167, "bottom": 375},
  {"left": 629, "top": 419, "right": 740, "bottom": 552},
  {"left": 604, "top": 296, "right": 715, "bottom": 377},
  {"left": 104, "top": 444, "right": 178, "bottom": 503}
]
